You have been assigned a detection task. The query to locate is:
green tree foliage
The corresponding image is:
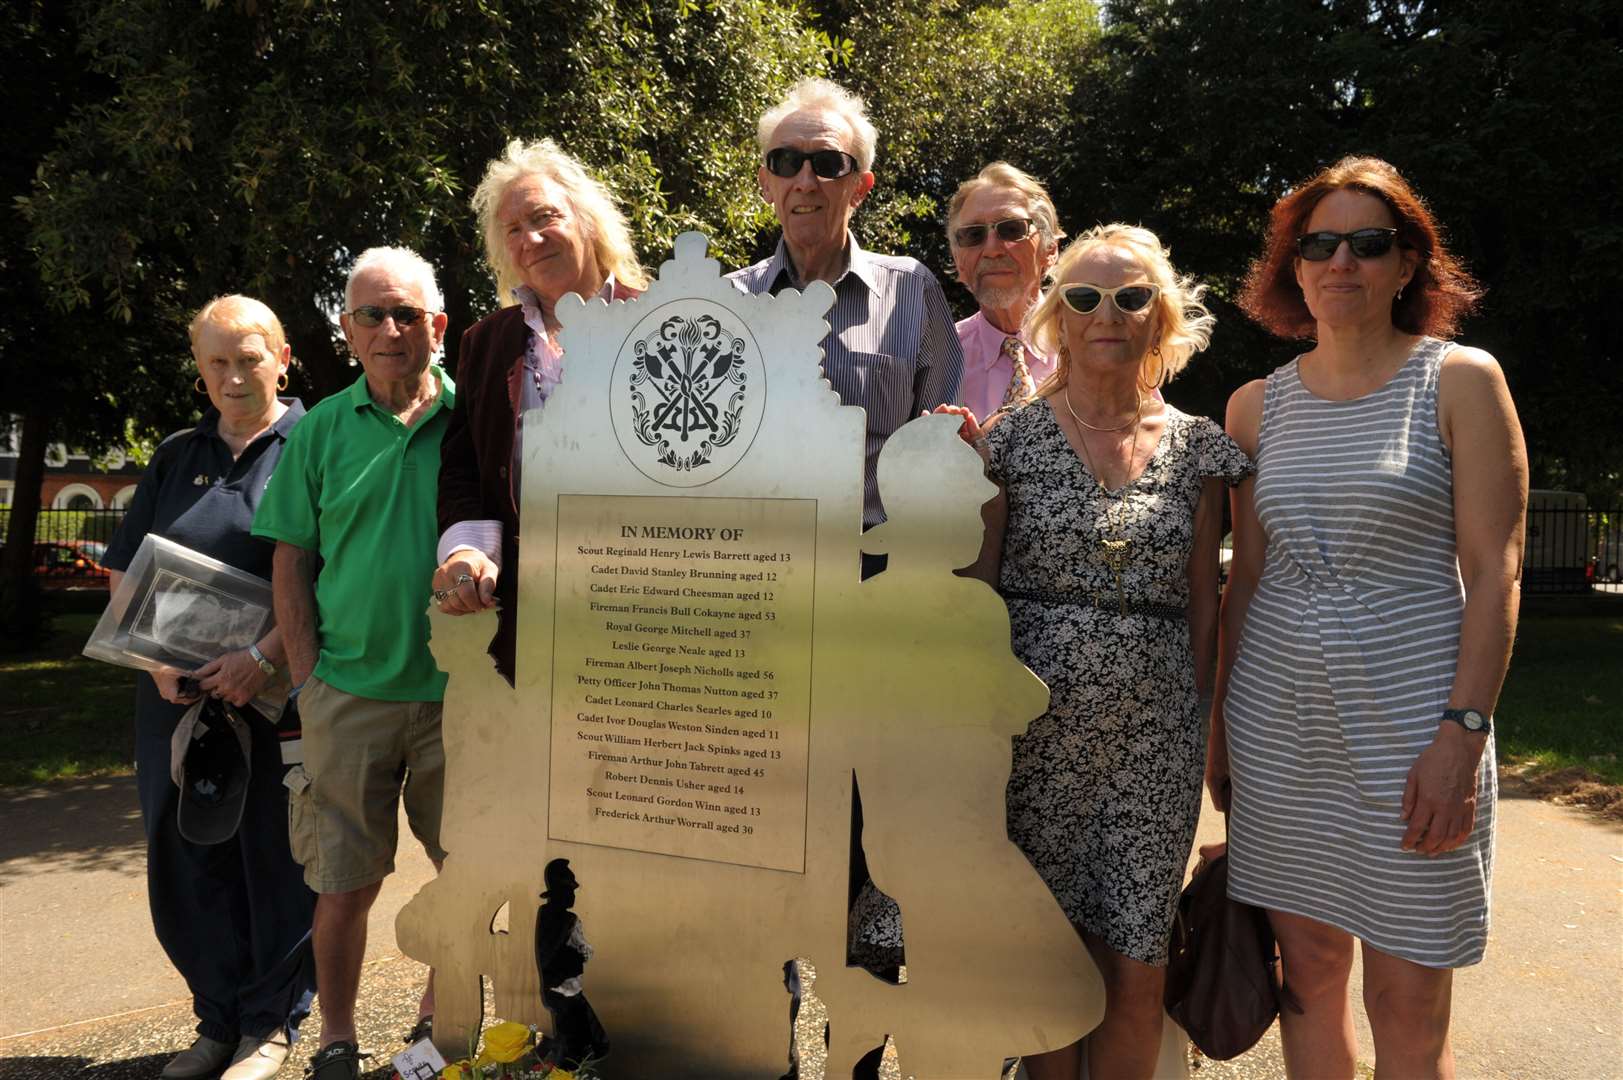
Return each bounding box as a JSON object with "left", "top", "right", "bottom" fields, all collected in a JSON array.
[
  {"left": 15, "top": 0, "right": 1622, "bottom": 512},
  {"left": 830, "top": 0, "right": 1104, "bottom": 288},
  {"left": 24, "top": 0, "right": 826, "bottom": 401},
  {"left": 1055, "top": 0, "right": 1622, "bottom": 499},
  {"left": 1, "top": 2, "right": 181, "bottom": 646}
]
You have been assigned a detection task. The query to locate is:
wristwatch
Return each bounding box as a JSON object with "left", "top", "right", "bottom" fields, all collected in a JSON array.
[
  {"left": 248, "top": 643, "right": 277, "bottom": 676},
  {"left": 1441, "top": 708, "right": 1492, "bottom": 735}
]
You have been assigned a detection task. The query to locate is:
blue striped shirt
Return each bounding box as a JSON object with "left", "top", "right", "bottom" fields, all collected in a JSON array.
[{"left": 729, "top": 234, "right": 963, "bottom": 525}]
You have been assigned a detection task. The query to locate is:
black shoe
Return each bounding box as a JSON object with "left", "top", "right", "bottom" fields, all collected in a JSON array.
[
  {"left": 403, "top": 1016, "right": 434, "bottom": 1046},
  {"left": 306, "top": 1041, "right": 368, "bottom": 1080}
]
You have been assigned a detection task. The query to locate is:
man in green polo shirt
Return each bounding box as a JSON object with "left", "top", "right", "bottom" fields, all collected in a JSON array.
[{"left": 252, "top": 246, "right": 455, "bottom": 1080}]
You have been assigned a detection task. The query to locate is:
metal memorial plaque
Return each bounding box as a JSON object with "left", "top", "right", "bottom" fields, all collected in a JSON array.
[
  {"left": 549, "top": 493, "right": 816, "bottom": 871},
  {"left": 398, "top": 234, "right": 1105, "bottom": 1078}
]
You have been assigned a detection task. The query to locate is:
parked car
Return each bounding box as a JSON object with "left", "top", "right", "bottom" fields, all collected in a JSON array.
[
  {"left": 0, "top": 541, "right": 112, "bottom": 589},
  {"left": 1597, "top": 535, "right": 1622, "bottom": 585}
]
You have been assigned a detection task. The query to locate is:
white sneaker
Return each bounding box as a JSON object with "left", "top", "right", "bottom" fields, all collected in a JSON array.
[
  {"left": 161, "top": 1035, "right": 236, "bottom": 1080},
  {"left": 220, "top": 1029, "right": 292, "bottom": 1080}
]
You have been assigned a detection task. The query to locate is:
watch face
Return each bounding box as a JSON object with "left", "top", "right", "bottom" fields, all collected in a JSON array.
[{"left": 1462, "top": 709, "right": 1486, "bottom": 731}]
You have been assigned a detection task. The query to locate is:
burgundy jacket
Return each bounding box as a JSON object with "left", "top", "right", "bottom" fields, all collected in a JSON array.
[{"left": 438, "top": 284, "right": 640, "bottom": 682}]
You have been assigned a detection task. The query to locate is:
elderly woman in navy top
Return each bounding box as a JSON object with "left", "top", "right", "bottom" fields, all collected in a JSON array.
[{"left": 103, "top": 295, "right": 316, "bottom": 1080}]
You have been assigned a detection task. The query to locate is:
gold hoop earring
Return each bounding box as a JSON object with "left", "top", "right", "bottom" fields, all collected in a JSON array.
[
  {"left": 194, "top": 376, "right": 207, "bottom": 395},
  {"left": 277, "top": 372, "right": 289, "bottom": 391}
]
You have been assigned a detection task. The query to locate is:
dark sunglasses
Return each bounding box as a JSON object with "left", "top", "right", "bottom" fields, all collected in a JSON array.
[
  {"left": 1296, "top": 227, "right": 1398, "bottom": 262},
  {"left": 952, "top": 217, "right": 1036, "bottom": 248},
  {"left": 764, "top": 147, "right": 859, "bottom": 180},
  {"left": 1060, "top": 282, "right": 1160, "bottom": 315},
  {"left": 347, "top": 305, "right": 429, "bottom": 328}
]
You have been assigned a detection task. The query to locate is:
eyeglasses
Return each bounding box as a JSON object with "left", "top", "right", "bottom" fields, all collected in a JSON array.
[
  {"left": 1059, "top": 282, "right": 1160, "bottom": 315},
  {"left": 952, "top": 217, "right": 1036, "bottom": 248},
  {"left": 1296, "top": 228, "right": 1398, "bottom": 262},
  {"left": 347, "top": 305, "right": 430, "bottom": 328},
  {"left": 764, "top": 147, "right": 860, "bottom": 180}
]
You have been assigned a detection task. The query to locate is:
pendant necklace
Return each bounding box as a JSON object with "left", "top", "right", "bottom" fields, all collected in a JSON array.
[{"left": 1064, "top": 387, "right": 1143, "bottom": 614}]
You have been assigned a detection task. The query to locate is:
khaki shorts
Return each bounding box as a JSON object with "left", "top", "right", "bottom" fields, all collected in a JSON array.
[{"left": 287, "top": 675, "right": 447, "bottom": 893}]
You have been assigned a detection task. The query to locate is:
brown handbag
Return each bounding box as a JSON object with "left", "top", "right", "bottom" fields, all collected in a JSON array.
[{"left": 1163, "top": 850, "right": 1298, "bottom": 1060}]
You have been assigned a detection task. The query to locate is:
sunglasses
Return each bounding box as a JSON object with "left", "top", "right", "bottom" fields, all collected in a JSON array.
[
  {"left": 1296, "top": 228, "right": 1398, "bottom": 262},
  {"left": 764, "top": 147, "right": 860, "bottom": 180},
  {"left": 1059, "top": 282, "right": 1160, "bottom": 315},
  {"left": 953, "top": 217, "right": 1036, "bottom": 248},
  {"left": 347, "top": 305, "right": 430, "bottom": 328}
]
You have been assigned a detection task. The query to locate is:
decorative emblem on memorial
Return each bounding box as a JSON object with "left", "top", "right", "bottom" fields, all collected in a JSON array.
[
  {"left": 614, "top": 303, "right": 764, "bottom": 486},
  {"left": 397, "top": 233, "right": 1105, "bottom": 1078}
]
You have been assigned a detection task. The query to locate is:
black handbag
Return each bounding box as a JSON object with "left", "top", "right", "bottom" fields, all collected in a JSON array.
[{"left": 1163, "top": 850, "right": 1297, "bottom": 1060}]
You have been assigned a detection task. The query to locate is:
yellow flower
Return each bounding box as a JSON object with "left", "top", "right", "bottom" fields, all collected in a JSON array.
[
  {"left": 550, "top": 1072, "right": 575, "bottom": 1080},
  {"left": 475, "top": 1021, "right": 532, "bottom": 1065},
  {"left": 440, "top": 1063, "right": 468, "bottom": 1080}
]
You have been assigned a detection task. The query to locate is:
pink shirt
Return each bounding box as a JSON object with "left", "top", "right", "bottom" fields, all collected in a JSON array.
[{"left": 954, "top": 309, "right": 1057, "bottom": 422}]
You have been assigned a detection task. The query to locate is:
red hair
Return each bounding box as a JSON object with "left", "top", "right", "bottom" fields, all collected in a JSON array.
[{"left": 1239, "top": 156, "right": 1482, "bottom": 340}]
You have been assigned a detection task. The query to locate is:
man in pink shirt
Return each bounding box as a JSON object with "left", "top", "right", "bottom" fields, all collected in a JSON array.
[{"left": 948, "top": 162, "right": 1064, "bottom": 421}]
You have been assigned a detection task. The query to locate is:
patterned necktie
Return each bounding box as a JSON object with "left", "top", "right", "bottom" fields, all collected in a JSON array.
[{"left": 1001, "top": 335, "right": 1035, "bottom": 407}]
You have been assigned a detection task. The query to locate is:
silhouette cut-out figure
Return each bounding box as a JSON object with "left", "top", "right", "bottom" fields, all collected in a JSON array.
[{"left": 535, "top": 858, "right": 609, "bottom": 1069}]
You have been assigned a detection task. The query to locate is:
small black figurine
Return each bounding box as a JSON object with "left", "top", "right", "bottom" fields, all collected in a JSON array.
[{"left": 534, "top": 858, "right": 609, "bottom": 1069}]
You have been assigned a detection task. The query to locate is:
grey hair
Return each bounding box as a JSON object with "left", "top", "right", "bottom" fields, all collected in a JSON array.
[
  {"left": 756, "top": 78, "right": 878, "bottom": 173},
  {"left": 945, "top": 162, "right": 1064, "bottom": 254},
  {"left": 471, "top": 138, "right": 649, "bottom": 305},
  {"left": 345, "top": 246, "right": 444, "bottom": 312}
]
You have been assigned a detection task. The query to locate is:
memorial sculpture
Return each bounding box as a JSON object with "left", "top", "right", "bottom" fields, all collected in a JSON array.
[{"left": 396, "top": 233, "right": 1104, "bottom": 1077}]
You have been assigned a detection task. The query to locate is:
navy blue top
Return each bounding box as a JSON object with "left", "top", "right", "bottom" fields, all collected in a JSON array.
[
  {"left": 106, "top": 400, "right": 307, "bottom": 577},
  {"left": 105, "top": 399, "right": 306, "bottom": 736}
]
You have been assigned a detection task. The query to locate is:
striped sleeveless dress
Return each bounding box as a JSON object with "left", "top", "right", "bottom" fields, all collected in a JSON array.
[{"left": 1225, "top": 337, "right": 1496, "bottom": 968}]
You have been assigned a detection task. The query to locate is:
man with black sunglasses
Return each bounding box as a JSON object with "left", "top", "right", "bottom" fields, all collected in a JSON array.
[
  {"left": 253, "top": 246, "right": 455, "bottom": 1080},
  {"left": 946, "top": 162, "right": 1064, "bottom": 421},
  {"left": 728, "top": 79, "right": 963, "bottom": 1037},
  {"left": 730, "top": 77, "right": 963, "bottom": 538}
]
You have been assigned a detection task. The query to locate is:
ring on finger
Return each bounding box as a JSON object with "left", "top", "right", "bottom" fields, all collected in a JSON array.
[
  {"left": 432, "top": 588, "right": 450, "bottom": 603},
  {"left": 455, "top": 573, "right": 475, "bottom": 586}
]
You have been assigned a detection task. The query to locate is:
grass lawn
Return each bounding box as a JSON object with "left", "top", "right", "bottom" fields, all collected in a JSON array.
[
  {"left": 1497, "top": 607, "right": 1623, "bottom": 786},
  {"left": 2, "top": 606, "right": 1618, "bottom": 789},
  {"left": 0, "top": 612, "right": 135, "bottom": 785}
]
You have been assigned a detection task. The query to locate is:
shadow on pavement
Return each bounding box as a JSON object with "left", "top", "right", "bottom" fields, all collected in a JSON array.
[
  {"left": 0, "top": 778, "right": 145, "bottom": 882},
  {"left": 0, "top": 1057, "right": 102, "bottom": 1079}
]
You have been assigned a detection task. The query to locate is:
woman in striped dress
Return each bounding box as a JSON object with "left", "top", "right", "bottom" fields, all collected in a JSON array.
[{"left": 1212, "top": 157, "right": 1527, "bottom": 1079}]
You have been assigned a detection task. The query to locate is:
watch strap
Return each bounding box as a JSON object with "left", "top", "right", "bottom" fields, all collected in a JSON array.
[
  {"left": 248, "top": 643, "right": 277, "bottom": 675},
  {"left": 1441, "top": 707, "right": 1491, "bottom": 735}
]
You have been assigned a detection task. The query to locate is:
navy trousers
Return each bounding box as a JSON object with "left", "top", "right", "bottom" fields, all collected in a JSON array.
[{"left": 134, "top": 688, "right": 317, "bottom": 1043}]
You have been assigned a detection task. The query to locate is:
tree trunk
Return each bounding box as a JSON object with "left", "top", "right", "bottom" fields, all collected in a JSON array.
[{"left": 0, "top": 410, "right": 51, "bottom": 647}]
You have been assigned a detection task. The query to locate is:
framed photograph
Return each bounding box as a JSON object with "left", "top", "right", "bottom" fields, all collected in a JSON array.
[
  {"left": 129, "top": 569, "right": 273, "bottom": 665},
  {"left": 85, "top": 535, "right": 289, "bottom": 720}
]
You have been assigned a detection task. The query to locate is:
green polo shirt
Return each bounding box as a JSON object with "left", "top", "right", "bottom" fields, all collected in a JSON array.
[{"left": 253, "top": 367, "right": 455, "bottom": 701}]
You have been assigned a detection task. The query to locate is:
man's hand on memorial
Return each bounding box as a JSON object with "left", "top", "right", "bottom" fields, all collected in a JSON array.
[
  {"left": 433, "top": 550, "right": 499, "bottom": 615},
  {"left": 196, "top": 650, "right": 272, "bottom": 707},
  {"left": 152, "top": 665, "right": 203, "bottom": 705}
]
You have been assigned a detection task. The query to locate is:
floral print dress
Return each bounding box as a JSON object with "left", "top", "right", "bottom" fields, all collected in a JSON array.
[{"left": 986, "top": 399, "right": 1253, "bottom": 964}]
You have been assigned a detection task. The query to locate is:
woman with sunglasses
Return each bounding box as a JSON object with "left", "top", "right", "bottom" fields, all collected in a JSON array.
[
  {"left": 941, "top": 223, "right": 1251, "bottom": 1078},
  {"left": 432, "top": 138, "right": 647, "bottom": 683},
  {"left": 1215, "top": 156, "right": 1527, "bottom": 1078}
]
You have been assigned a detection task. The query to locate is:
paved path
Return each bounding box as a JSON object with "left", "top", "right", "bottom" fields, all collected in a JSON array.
[{"left": 1, "top": 778, "right": 1619, "bottom": 1078}]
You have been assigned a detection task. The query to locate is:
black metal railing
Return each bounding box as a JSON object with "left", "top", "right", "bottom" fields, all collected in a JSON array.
[
  {"left": 0, "top": 508, "right": 126, "bottom": 588},
  {"left": 4, "top": 506, "right": 1620, "bottom": 594},
  {"left": 1524, "top": 506, "right": 1620, "bottom": 594}
]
